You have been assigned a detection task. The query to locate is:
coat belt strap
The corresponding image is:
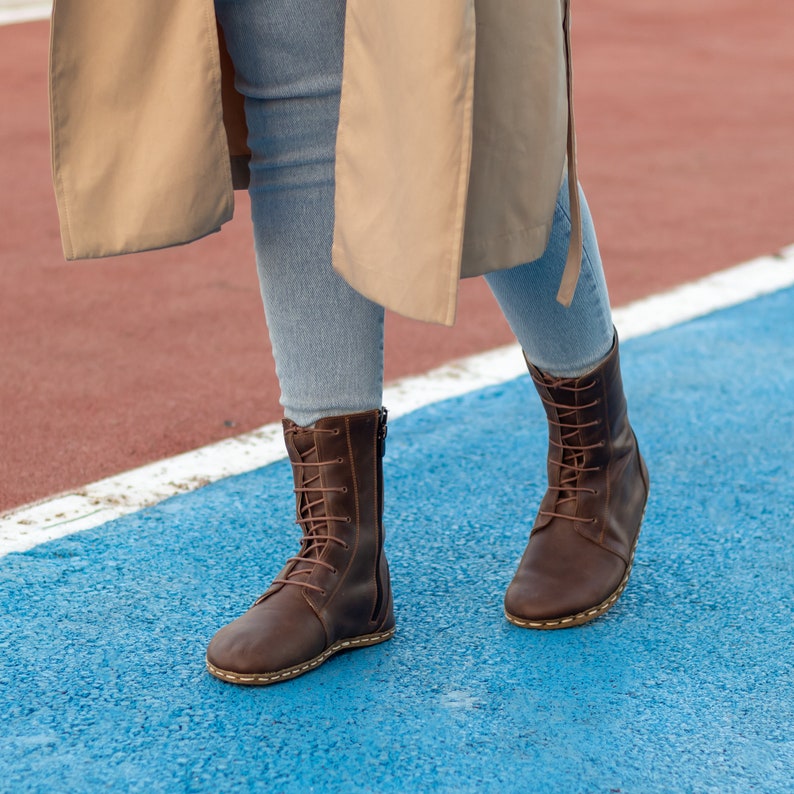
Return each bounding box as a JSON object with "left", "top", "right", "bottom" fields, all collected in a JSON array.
[{"left": 556, "top": 0, "right": 583, "bottom": 308}]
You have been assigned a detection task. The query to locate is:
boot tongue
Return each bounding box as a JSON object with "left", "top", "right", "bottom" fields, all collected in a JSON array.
[
  {"left": 546, "top": 380, "right": 591, "bottom": 516},
  {"left": 289, "top": 428, "right": 330, "bottom": 574}
]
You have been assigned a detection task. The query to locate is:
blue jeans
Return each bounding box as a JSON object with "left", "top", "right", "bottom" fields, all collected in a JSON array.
[{"left": 215, "top": 0, "right": 614, "bottom": 427}]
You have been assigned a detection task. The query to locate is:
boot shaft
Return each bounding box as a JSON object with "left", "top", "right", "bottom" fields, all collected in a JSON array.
[
  {"left": 276, "top": 409, "right": 392, "bottom": 637},
  {"left": 528, "top": 336, "right": 649, "bottom": 560},
  {"left": 283, "top": 409, "right": 386, "bottom": 542}
]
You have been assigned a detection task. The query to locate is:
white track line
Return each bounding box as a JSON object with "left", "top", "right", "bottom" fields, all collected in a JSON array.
[
  {"left": 2, "top": 247, "right": 794, "bottom": 555},
  {"left": 0, "top": 2, "right": 50, "bottom": 25}
]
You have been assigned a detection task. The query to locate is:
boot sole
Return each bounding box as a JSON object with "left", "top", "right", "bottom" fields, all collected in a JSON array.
[
  {"left": 205, "top": 626, "right": 396, "bottom": 685},
  {"left": 505, "top": 501, "right": 647, "bottom": 630}
]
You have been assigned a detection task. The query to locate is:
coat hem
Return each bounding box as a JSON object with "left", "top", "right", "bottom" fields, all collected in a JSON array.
[{"left": 461, "top": 220, "right": 554, "bottom": 279}]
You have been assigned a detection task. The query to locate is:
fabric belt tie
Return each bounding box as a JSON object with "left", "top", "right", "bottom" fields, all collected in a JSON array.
[{"left": 556, "top": 0, "right": 583, "bottom": 308}]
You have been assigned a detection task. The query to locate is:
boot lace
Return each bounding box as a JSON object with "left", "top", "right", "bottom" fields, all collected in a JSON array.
[
  {"left": 271, "top": 427, "right": 350, "bottom": 596},
  {"left": 536, "top": 376, "right": 604, "bottom": 524}
]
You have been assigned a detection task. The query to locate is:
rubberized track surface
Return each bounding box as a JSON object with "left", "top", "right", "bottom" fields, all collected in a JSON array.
[
  {"left": 3, "top": 1, "right": 794, "bottom": 511},
  {"left": 2, "top": 287, "right": 792, "bottom": 792}
]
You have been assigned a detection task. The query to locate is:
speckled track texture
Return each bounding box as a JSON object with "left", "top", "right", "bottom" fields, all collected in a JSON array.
[{"left": 2, "top": 288, "right": 793, "bottom": 793}]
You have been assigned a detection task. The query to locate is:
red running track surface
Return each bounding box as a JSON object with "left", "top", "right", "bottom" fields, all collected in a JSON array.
[{"left": 2, "top": 0, "right": 793, "bottom": 511}]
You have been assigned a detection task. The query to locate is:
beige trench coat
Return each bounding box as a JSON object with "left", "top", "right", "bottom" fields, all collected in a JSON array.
[{"left": 49, "top": 0, "right": 581, "bottom": 326}]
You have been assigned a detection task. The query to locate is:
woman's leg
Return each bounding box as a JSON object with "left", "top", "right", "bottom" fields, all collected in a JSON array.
[
  {"left": 207, "top": 0, "right": 394, "bottom": 686},
  {"left": 215, "top": 0, "right": 384, "bottom": 427},
  {"left": 484, "top": 183, "right": 614, "bottom": 377},
  {"left": 487, "top": 184, "right": 649, "bottom": 630}
]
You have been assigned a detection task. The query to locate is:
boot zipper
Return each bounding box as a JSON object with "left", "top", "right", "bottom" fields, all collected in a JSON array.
[
  {"left": 378, "top": 407, "right": 388, "bottom": 456},
  {"left": 372, "top": 407, "right": 388, "bottom": 621}
]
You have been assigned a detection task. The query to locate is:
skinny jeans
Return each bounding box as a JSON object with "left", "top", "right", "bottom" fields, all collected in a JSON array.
[{"left": 215, "top": 0, "right": 614, "bottom": 427}]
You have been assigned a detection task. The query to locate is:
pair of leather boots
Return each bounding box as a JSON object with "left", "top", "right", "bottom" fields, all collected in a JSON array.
[{"left": 206, "top": 336, "right": 649, "bottom": 685}]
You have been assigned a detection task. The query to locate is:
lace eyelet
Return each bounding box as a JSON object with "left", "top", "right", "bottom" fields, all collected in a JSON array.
[
  {"left": 341, "top": 486, "right": 348, "bottom": 493},
  {"left": 345, "top": 517, "right": 352, "bottom": 523},
  {"left": 337, "top": 457, "right": 344, "bottom": 464},
  {"left": 333, "top": 429, "right": 340, "bottom": 435}
]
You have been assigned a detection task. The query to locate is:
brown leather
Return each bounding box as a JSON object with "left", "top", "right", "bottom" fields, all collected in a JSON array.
[
  {"left": 505, "top": 335, "right": 650, "bottom": 628},
  {"left": 206, "top": 409, "right": 395, "bottom": 684}
]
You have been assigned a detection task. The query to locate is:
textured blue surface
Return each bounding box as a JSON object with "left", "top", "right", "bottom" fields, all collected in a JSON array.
[{"left": 2, "top": 288, "right": 793, "bottom": 793}]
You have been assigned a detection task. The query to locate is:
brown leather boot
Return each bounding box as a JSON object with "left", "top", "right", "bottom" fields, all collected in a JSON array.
[
  {"left": 505, "top": 335, "right": 649, "bottom": 629},
  {"left": 206, "top": 408, "right": 395, "bottom": 684}
]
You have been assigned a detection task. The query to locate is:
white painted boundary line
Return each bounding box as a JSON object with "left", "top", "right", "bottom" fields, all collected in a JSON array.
[
  {"left": 2, "top": 247, "right": 794, "bottom": 555},
  {"left": 0, "top": 2, "right": 50, "bottom": 25}
]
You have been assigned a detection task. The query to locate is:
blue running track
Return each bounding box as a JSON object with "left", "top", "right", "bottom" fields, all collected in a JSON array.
[{"left": 2, "top": 287, "right": 793, "bottom": 793}]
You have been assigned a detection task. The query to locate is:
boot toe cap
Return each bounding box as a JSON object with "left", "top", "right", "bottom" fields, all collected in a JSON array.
[
  {"left": 206, "top": 599, "right": 327, "bottom": 677},
  {"left": 504, "top": 574, "right": 618, "bottom": 626},
  {"left": 504, "top": 534, "right": 629, "bottom": 627}
]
